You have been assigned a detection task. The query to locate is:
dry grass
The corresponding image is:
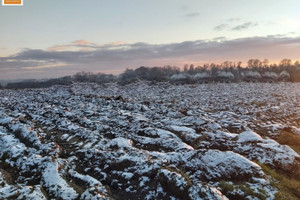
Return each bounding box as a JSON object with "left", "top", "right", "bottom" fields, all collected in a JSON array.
[
  {"left": 275, "top": 130, "right": 300, "bottom": 154},
  {"left": 258, "top": 163, "right": 300, "bottom": 200}
]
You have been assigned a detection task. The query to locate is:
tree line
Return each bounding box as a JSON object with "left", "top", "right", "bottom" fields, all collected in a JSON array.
[{"left": 1, "top": 58, "right": 300, "bottom": 89}]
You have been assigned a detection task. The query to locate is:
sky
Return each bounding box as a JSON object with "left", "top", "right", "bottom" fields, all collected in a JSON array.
[{"left": 1, "top": 0, "right": 300, "bottom": 80}]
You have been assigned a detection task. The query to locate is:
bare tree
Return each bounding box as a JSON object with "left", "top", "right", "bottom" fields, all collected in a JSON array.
[
  {"left": 237, "top": 61, "right": 242, "bottom": 67},
  {"left": 262, "top": 59, "right": 269, "bottom": 68},
  {"left": 280, "top": 59, "right": 292, "bottom": 67},
  {"left": 253, "top": 59, "right": 261, "bottom": 68},
  {"left": 247, "top": 59, "right": 254, "bottom": 68},
  {"left": 183, "top": 64, "right": 189, "bottom": 72},
  {"left": 188, "top": 64, "right": 195, "bottom": 74}
]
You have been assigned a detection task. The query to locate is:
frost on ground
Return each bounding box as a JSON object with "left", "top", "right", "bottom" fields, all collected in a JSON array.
[{"left": 0, "top": 82, "right": 299, "bottom": 199}]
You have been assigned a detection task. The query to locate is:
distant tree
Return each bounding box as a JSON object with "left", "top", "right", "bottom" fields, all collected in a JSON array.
[
  {"left": 118, "top": 69, "right": 138, "bottom": 85},
  {"left": 270, "top": 63, "right": 278, "bottom": 70},
  {"left": 135, "top": 66, "right": 150, "bottom": 80},
  {"left": 94, "top": 73, "right": 115, "bottom": 84},
  {"left": 209, "top": 63, "right": 215, "bottom": 70},
  {"left": 211, "top": 65, "right": 220, "bottom": 78},
  {"left": 59, "top": 76, "right": 73, "bottom": 85},
  {"left": 247, "top": 59, "right": 254, "bottom": 68},
  {"left": 253, "top": 59, "right": 261, "bottom": 68},
  {"left": 6, "top": 79, "right": 39, "bottom": 89},
  {"left": 149, "top": 67, "right": 166, "bottom": 82},
  {"left": 73, "top": 71, "right": 93, "bottom": 82},
  {"left": 280, "top": 59, "right": 292, "bottom": 67},
  {"left": 188, "top": 64, "right": 195, "bottom": 74},
  {"left": 194, "top": 65, "right": 203, "bottom": 73},
  {"left": 262, "top": 59, "right": 269, "bottom": 68},
  {"left": 183, "top": 64, "right": 189, "bottom": 73},
  {"left": 222, "top": 61, "right": 233, "bottom": 68},
  {"left": 163, "top": 65, "right": 180, "bottom": 77},
  {"left": 42, "top": 76, "right": 73, "bottom": 87},
  {"left": 4, "top": 58, "right": 297, "bottom": 88}
]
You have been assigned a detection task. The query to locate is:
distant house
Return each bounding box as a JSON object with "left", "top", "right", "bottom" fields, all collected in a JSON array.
[
  {"left": 279, "top": 70, "right": 291, "bottom": 82},
  {"left": 170, "top": 73, "right": 191, "bottom": 84},
  {"left": 262, "top": 71, "right": 278, "bottom": 82},
  {"left": 244, "top": 71, "right": 261, "bottom": 82},
  {"left": 215, "top": 71, "right": 235, "bottom": 82},
  {"left": 194, "top": 72, "right": 211, "bottom": 83}
]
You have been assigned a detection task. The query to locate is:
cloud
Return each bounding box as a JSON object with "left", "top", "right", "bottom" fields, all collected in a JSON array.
[
  {"left": 180, "top": 5, "right": 189, "bottom": 10},
  {"left": 213, "top": 24, "right": 229, "bottom": 31},
  {"left": 213, "top": 20, "right": 258, "bottom": 32},
  {"left": 48, "top": 45, "right": 72, "bottom": 51},
  {"left": 22, "top": 63, "right": 69, "bottom": 70},
  {"left": 213, "top": 37, "right": 227, "bottom": 42},
  {"left": 72, "top": 39, "right": 93, "bottom": 46},
  {"left": 185, "top": 12, "right": 200, "bottom": 17},
  {"left": 1, "top": 35, "right": 300, "bottom": 79},
  {"left": 47, "top": 40, "right": 96, "bottom": 52},
  {"left": 231, "top": 22, "right": 258, "bottom": 31},
  {"left": 47, "top": 40, "right": 128, "bottom": 52},
  {"left": 226, "top": 18, "right": 241, "bottom": 22}
]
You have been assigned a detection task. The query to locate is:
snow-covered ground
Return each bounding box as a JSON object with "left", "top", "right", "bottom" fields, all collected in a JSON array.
[{"left": 0, "top": 82, "right": 299, "bottom": 199}]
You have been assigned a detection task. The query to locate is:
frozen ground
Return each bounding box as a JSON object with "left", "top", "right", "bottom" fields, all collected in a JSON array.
[{"left": 0, "top": 82, "right": 299, "bottom": 199}]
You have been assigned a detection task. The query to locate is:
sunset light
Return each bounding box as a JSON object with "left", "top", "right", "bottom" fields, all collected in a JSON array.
[{"left": 1, "top": 0, "right": 300, "bottom": 79}]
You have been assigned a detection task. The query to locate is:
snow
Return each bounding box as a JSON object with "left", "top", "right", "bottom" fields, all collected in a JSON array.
[
  {"left": 262, "top": 72, "right": 278, "bottom": 79},
  {"left": 245, "top": 71, "right": 261, "bottom": 78},
  {"left": 238, "top": 130, "right": 263, "bottom": 143},
  {"left": 0, "top": 117, "right": 12, "bottom": 124},
  {"left": 159, "top": 168, "right": 188, "bottom": 189},
  {"left": 257, "top": 139, "right": 299, "bottom": 167},
  {"left": 0, "top": 132, "right": 26, "bottom": 158},
  {"left": 107, "top": 137, "right": 133, "bottom": 149},
  {"left": 122, "top": 172, "right": 134, "bottom": 180},
  {"left": 194, "top": 72, "right": 210, "bottom": 79},
  {"left": 139, "top": 176, "right": 150, "bottom": 187},
  {"left": 217, "top": 71, "right": 234, "bottom": 79},
  {"left": 190, "top": 150, "right": 265, "bottom": 180},
  {"left": 170, "top": 73, "right": 190, "bottom": 81},
  {"left": 42, "top": 162, "right": 78, "bottom": 199},
  {"left": 279, "top": 70, "right": 290, "bottom": 78},
  {"left": 215, "top": 130, "right": 238, "bottom": 139}
]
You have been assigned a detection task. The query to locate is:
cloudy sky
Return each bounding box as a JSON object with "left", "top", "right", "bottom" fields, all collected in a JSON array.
[{"left": 1, "top": 0, "right": 300, "bottom": 80}]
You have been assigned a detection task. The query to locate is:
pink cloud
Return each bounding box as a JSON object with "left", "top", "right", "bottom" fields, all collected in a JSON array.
[
  {"left": 47, "top": 45, "right": 72, "bottom": 52},
  {"left": 72, "top": 39, "right": 93, "bottom": 46}
]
